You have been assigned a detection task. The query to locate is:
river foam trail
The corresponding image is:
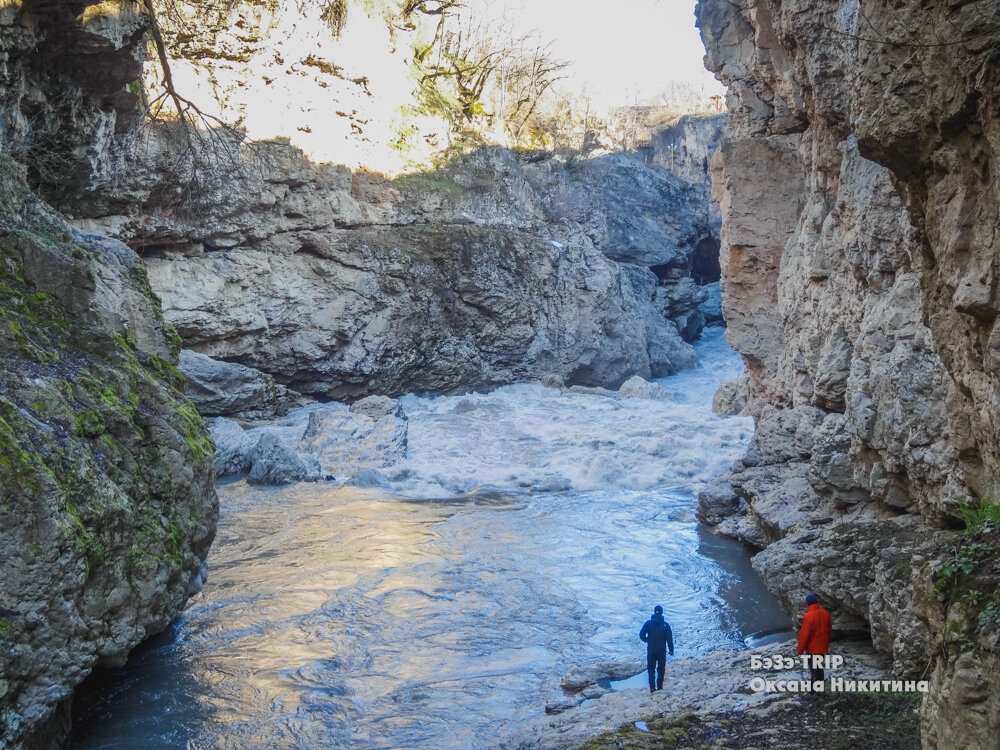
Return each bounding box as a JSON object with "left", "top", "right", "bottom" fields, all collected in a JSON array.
[{"left": 72, "top": 327, "right": 788, "bottom": 750}]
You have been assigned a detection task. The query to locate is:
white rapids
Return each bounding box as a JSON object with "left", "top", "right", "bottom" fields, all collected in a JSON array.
[{"left": 389, "top": 325, "right": 750, "bottom": 497}]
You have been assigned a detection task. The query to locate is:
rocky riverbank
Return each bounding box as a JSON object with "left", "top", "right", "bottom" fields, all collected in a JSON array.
[{"left": 499, "top": 640, "right": 906, "bottom": 749}]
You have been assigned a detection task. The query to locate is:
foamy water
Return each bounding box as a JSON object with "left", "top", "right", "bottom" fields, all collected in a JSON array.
[{"left": 387, "top": 325, "right": 750, "bottom": 497}]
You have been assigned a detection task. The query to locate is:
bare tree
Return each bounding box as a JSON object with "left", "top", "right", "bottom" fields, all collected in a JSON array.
[{"left": 412, "top": 7, "right": 567, "bottom": 142}]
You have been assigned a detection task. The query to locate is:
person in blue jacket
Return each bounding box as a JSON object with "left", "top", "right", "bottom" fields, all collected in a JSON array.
[{"left": 639, "top": 605, "right": 674, "bottom": 693}]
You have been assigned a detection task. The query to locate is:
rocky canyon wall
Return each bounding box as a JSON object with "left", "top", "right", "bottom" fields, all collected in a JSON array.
[
  {"left": 73, "top": 141, "right": 717, "bottom": 403},
  {"left": 697, "top": 0, "right": 1000, "bottom": 746},
  {"left": 0, "top": 3, "right": 217, "bottom": 748},
  {"left": 41, "top": 0, "right": 727, "bottom": 409}
]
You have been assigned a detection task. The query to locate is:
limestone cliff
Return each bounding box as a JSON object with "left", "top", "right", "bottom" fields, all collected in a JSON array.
[
  {"left": 44, "top": 0, "right": 724, "bottom": 407},
  {"left": 696, "top": 0, "right": 1000, "bottom": 746},
  {"left": 647, "top": 113, "right": 725, "bottom": 285},
  {"left": 70, "top": 142, "right": 715, "bottom": 402},
  {"left": 0, "top": 4, "right": 217, "bottom": 747}
]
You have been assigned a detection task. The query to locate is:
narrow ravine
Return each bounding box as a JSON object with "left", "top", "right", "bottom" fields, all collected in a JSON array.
[{"left": 71, "top": 329, "right": 788, "bottom": 749}]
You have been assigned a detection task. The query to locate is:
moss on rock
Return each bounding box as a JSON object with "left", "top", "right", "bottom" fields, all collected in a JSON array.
[{"left": 0, "top": 157, "right": 218, "bottom": 747}]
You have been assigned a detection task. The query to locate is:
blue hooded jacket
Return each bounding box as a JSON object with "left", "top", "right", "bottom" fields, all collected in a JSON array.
[{"left": 639, "top": 612, "right": 674, "bottom": 655}]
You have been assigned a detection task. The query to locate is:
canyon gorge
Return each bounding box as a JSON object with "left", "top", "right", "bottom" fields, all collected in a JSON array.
[{"left": 0, "top": 0, "right": 997, "bottom": 748}]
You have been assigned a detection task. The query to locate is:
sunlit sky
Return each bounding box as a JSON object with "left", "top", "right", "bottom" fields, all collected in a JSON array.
[{"left": 463, "top": 0, "right": 723, "bottom": 108}]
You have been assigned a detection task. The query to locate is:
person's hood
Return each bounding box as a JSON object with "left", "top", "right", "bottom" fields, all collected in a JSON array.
[{"left": 651, "top": 613, "right": 665, "bottom": 624}]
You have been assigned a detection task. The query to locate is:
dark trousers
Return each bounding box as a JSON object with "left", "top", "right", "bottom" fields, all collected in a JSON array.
[
  {"left": 647, "top": 651, "right": 665, "bottom": 691},
  {"left": 810, "top": 667, "right": 824, "bottom": 684}
]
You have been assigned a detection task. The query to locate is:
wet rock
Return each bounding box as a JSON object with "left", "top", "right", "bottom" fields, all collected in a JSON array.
[
  {"left": 567, "top": 385, "right": 617, "bottom": 398},
  {"left": 178, "top": 349, "right": 297, "bottom": 420},
  {"left": 347, "top": 468, "right": 390, "bottom": 488},
  {"left": 452, "top": 399, "right": 479, "bottom": 414},
  {"left": 531, "top": 476, "right": 573, "bottom": 493},
  {"left": 560, "top": 659, "right": 645, "bottom": 692},
  {"left": 247, "top": 433, "right": 317, "bottom": 485},
  {"left": 617, "top": 375, "right": 673, "bottom": 401},
  {"left": 298, "top": 408, "right": 408, "bottom": 476},
  {"left": 540, "top": 373, "right": 565, "bottom": 390},
  {"left": 209, "top": 417, "right": 254, "bottom": 477}
]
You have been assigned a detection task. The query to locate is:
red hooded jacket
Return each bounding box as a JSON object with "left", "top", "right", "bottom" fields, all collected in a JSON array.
[{"left": 797, "top": 603, "right": 832, "bottom": 655}]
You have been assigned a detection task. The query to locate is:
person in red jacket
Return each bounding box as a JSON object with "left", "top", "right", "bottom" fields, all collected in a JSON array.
[{"left": 797, "top": 593, "right": 832, "bottom": 684}]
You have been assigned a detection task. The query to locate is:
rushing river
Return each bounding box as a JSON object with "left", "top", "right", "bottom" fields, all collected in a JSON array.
[{"left": 71, "top": 327, "right": 789, "bottom": 750}]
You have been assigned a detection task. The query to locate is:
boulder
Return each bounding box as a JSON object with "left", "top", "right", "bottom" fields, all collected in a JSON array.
[
  {"left": 208, "top": 417, "right": 254, "bottom": 477},
  {"left": 349, "top": 394, "right": 405, "bottom": 421},
  {"left": 618, "top": 375, "right": 673, "bottom": 401},
  {"left": 298, "top": 408, "right": 408, "bottom": 476},
  {"left": 247, "top": 433, "right": 317, "bottom": 485},
  {"left": 178, "top": 349, "right": 297, "bottom": 421},
  {"left": 540, "top": 373, "right": 565, "bottom": 390},
  {"left": 347, "top": 468, "right": 390, "bottom": 488}
]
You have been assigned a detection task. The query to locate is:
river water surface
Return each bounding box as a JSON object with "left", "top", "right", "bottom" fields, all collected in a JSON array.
[{"left": 72, "top": 327, "right": 789, "bottom": 749}]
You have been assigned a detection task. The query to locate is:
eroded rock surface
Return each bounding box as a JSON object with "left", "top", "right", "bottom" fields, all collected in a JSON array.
[
  {"left": 0, "top": 160, "right": 216, "bottom": 748},
  {"left": 74, "top": 144, "right": 717, "bottom": 399},
  {"left": 697, "top": 0, "right": 1000, "bottom": 745},
  {"left": 178, "top": 349, "right": 297, "bottom": 421}
]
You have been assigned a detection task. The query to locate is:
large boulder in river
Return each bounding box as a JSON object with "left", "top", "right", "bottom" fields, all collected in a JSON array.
[
  {"left": 298, "top": 406, "right": 408, "bottom": 476},
  {"left": 247, "top": 433, "right": 318, "bottom": 485},
  {"left": 178, "top": 349, "right": 297, "bottom": 421},
  {"left": 618, "top": 375, "right": 674, "bottom": 401}
]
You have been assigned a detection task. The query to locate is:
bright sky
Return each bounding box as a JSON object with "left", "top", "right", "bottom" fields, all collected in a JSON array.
[{"left": 466, "top": 0, "right": 723, "bottom": 109}]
